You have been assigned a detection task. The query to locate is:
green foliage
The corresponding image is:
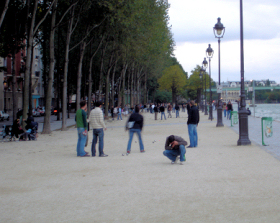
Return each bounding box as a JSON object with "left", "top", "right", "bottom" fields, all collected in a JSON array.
[
  {"left": 158, "top": 65, "right": 187, "bottom": 92},
  {"left": 154, "top": 90, "right": 172, "bottom": 103}
]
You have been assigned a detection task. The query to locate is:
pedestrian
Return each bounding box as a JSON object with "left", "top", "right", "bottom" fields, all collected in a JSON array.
[
  {"left": 75, "top": 100, "right": 89, "bottom": 157},
  {"left": 247, "top": 108, "right": 251, "bottom": 115},
  {"left": 89, "top": 101, "right": 108, "bottom": 157},
  {"left": 125, "top": 106, "right": 145, "bottom": 153},
  {"left": 154, "top": 104, "right": 159, "bottom": 120},
  {"left": 227, "top": 101, "right": 233, "bottom": 120},
  {"left": 111, "top": 105, "right": 114, "bottom": 120},
  {"left": 167, "top": 103, "right": 172, "bottom": 118},
  {"left": 222, "top": 102, "right": 227, "bottom": 117},
  {"left": 159, "top": 103, "right": 166, "bottom": 120},
  {"left": 175, "top": 104, "right": 180, "bottom": 118},
  {"left": 187, "top": 100, "right": 199, "bottom": 148},
  {"left": 117, "top": 106, "right": 122, "bottom": 120},
  {"left": 163, "top": 135, "right": 187, "bottom": 165}
]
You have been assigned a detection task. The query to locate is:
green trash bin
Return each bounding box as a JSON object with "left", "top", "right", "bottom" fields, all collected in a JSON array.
[
  {"left": 261, "top": 117, "right": 273, "bottom": 146},
  {"left": 231, "top": 111, "right": 238, "bottom": 126}
]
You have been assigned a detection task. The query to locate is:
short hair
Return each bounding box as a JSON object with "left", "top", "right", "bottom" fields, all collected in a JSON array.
[
  {"left": 135, "top": 106, "right": 140, "bottom": 113},
  {"left": 190, "top": 100, "right": 195, "bottom": 106},
  {"left": 168, "top": 135, "right": 175, "bottom": 143},
  {"left": 80, "top": 100, "right": 87, "bottom": 108},
  {"left": 95, "top": 101, "right": 102, "bottom": 107}
]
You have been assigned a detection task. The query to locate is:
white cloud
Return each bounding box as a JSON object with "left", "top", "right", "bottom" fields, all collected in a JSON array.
[{"left": 168, "top": 0, "right": 280, "bottom": 83}]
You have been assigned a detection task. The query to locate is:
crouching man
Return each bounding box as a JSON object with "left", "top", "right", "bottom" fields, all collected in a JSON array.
[{"left": 163, "top": 135, "right": 187, "bottom": 165}]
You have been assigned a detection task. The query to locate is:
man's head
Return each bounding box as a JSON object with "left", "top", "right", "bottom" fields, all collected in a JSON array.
[
  {"left": 190, "top": 100, "right": 195, "bottom": 106},
  {"left": 168, "top": 135, "right": 175, "bottom": 143},
  {"left": 95, "top": 101, "right": 102, "bottom": 107},
  {"left": 135, "top": 106, "right": 140, "bottom": 113},
  {"left": 80, "top": 100, "right": 87, "bottom": 109}
]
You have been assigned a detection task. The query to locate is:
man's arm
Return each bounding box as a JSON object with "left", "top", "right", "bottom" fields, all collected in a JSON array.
[
  {"left": 174, "top": 136, "right": 188, "bottom": 146},
  {"left": 165, "top": 136, "right": 172, "bottom": 150}
]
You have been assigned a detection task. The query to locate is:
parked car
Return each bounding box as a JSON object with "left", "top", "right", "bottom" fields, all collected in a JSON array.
[
  {"left": 0, "top": 111, "right": 9, "bottom": 121},
  {"left": 32, "top": 109, "right": 41, "bottom": 117}
]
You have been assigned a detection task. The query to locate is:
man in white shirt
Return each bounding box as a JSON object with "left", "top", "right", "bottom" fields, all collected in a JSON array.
[{"left": 89, "top": 101, "right": 108, "bottom": 157}]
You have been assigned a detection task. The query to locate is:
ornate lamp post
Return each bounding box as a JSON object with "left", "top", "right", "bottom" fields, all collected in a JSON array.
[
  {"left": 202, "top": 58, "right": 208, "bottom": 115},
  {"left": 213, "top": 17, "right": 225, "bottom": 127},
  {"left": 199, "top": 68, "right": 204, "bottom": 112},
  {"left": 206, "top": 44, "right": 214, "bottom": 121},
  {"left": 238, "top": 0, "right": 251, "bottom": 145}
]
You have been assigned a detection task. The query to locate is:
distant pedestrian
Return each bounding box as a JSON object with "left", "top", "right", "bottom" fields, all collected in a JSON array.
[
  {"left": 175, "top": 104, "right": 180, "bottom": 118},
  {"left": 163, "top": 135, "right": 187, "bottom": 165},
  {"left": 117, "top": 106, "right": 122, "bottom": 120},
  {"left": 111, "top": 105, "right": 114, "bottom": 120},
  {"left": 167, "top": 103, "right": 172, "bottom": 118},
  {"left": 160, "top": 104, "right": 166, "bottom": 120},
  {"left": 227, "top": 101, "right": 233, "bottom": 119},
  {"left": 75, "top": 100, "right": 89, "bottom": 157},
  {"left": 126, "top": 106, "right": 145, "bottom": 153},
  {"left": 154, "top": 104, "right": 159, "bottom": 120},
  {"left": 187, "top": 100, "right": 199, "bottom": 148},
  {"left": 222, "top": 102, "right": 227, "bottom": 117},
  {"left": 89, "top": 101, "right": 108, "bottom": 157}
]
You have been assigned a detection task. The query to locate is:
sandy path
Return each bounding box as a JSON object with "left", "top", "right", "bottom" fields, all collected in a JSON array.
[{"left": 1, "top": 111, "right": 280, "bottom": 222}]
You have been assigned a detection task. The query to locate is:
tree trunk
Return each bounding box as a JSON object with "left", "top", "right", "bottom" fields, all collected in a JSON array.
[
  {"left": 144, "top": 73, "right": 147, "bottom": 104},
  {"left": 12, "top": 49, "right": 17, "bottom": 121},
  {"left": 76, "top": 41, "right": 86, "bottom": 111},
  {"left": 121, "top": 63, "right": 128, "bottom": 107},
  {"left": 0, "top": 0, "right": 10, "bottom": 29},
  {"left": 23, "top": 0, "right": 38, "bottom": 124},
  {"left": 42, "top": 0, "right": 57, "bottom": 134}
]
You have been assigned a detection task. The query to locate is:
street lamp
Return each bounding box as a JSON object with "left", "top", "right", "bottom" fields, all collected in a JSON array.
[
  {"left": 206, "top": 44, "right": 214, "bottom": 121},
  {"left": 213, "top": 17, "right": 225, "bottom": 127},
  {"left": 238, "top": 0, "right": 251, "bottom": 145},
  {"left": 199, "top": 68, "right": 204, "bottom": 112},
  {"left": 202, "top": 58, "right": 208, "bottom": 115}
]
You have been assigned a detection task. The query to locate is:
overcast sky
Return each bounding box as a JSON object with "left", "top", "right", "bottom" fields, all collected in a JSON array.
[{"left": 168, "top": 0, "right": 280, "bottom": 84}]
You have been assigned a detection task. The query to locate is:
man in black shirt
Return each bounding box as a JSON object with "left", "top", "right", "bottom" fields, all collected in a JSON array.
[{"left": 187, "top": 100, "right": 199, "bottom": 148}]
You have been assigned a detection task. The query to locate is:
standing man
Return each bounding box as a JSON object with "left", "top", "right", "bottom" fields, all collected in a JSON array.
[
  {"left": 126, "top": 106, "right": 145, "bottom": 153},
  {"left": 89, "top": 101, "right": 108, "bottom": 157},
  {"left": 167, "top": 103, "right": 172, "bottom": 118},
  {"left": 160, "top": 104, "right": 166, "bottom": 120},
  {"left": 175, "top": 104, "right": 180, "bottom": 118},
  {"left": 75, "top": 100, "right": 89, "bottom": 157},
  {"left": 163, "top": 135, "right": 187, "bottom": 165},
  {"left": 154, "top": 103, "right": 159, "bottom": 120},
  {"left": 117, "top": 106, "right": 122, "bottom": 120},
  {"left": 187, "top": 100, "right": 199, "bottom": 148}
]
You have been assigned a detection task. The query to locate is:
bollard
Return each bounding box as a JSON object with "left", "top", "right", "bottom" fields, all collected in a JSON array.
[
  {"left": 231, "top": 111, "right": 238, "bottom": 127},
  {"left": 261, "top": 117, "right": 273, "bottom": 146}
]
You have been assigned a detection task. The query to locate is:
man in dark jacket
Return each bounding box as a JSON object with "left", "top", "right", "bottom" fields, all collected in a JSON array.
[
  {"left": 159, "top": 104, "right": 166, "bottom": 120},
  {"left": 126, "top": 106, "right": 145, "bottom": 153},
  {"left": 187, "top": 100, "right": 199, "bottom": 148},
  {"left": 163, "top": 135, "right": 187, "bottom": 165}
]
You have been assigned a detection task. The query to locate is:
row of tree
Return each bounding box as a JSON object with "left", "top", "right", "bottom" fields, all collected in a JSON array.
[{"left": 0, "top": 0, "right": 177, "bottom": 133}]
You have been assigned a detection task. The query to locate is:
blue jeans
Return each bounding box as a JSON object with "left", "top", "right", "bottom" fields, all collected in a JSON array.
[
  {"left": 117, "top": 113, "right": 122, "bottom": 120},
  {"left": 77, "top": 128, "right": 87, "bottom": 156},
  {"left": 176, "top": 110, "right": 179, "bottom": 118},
  {"left": 224, "top": 109, "right": 227, "bottom": 117},
  {"left": 127, "top": 129, "right": 144, "bottom": 152},
  {"left": 163, "top": 145, "right": 186, "bottom": 162},
  {"left": 188, "top": 124, "right": 198, "bottom": 147},
  {"left": 161, "top": 112, "right": 166, "bottom": 120},
  {"left": 91, "top": 128, "right": 104, "bottom": 156},
  {"left": 227, "top": 110, "right": 232, "bottom": 119}
]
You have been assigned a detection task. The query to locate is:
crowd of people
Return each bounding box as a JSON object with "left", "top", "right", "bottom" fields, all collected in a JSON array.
[{"left": 75, "top": 100, "right": 200, "bottom": 166}]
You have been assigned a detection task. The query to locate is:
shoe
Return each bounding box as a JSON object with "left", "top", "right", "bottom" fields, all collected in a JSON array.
[
  {"left": 171, "top": 157, "right": 179, "bottom": 164},
  {"left": 82, "top": 154, "right": 90, "bottom": 157},
  {"left": 187, "top": 146, "right": 193, "bottom": 148},
  {"left": 92, "top": 155, "right": 96, "bottom": 157},
  {"left": 140, "top": 150, "right": 145, "bottom": 153},
  {"left": 127, "top": 151, "right": 130, "bottom": 154},
  {"left": 100, "top": 154, "right": 108, "bottom": 157},
  {"left": 180, "top": 161, "right": 185, "bottom": 165}
]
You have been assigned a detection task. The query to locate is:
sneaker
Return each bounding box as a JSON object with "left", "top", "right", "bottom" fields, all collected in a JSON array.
[
  {"left": 100, "top": 154, "right": 108, "bottom": 157},
  {"left": 180, "top": 161, "right": 185, "bottom": 165},
  {"left": 171, "top": 157, "right": 179, "bottom": 164},
  {"left": 127, "top": 151, "right": 130, "bottom": 154},
  {"left": 140, "top": 150, "right": 145, "bottom": 153},
  {"left": 82, "top": 154, "right": 90, "bottom": 157}
]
